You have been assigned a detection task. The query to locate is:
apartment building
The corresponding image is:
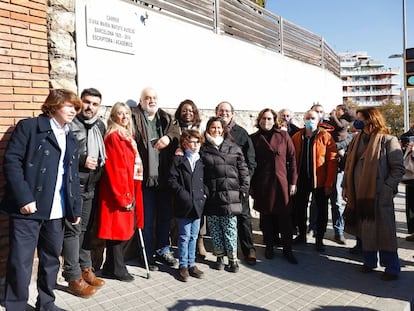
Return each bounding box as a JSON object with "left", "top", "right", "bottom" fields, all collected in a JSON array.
[{"left": 340, "top": 52, "right": 400, "bottom": 106}]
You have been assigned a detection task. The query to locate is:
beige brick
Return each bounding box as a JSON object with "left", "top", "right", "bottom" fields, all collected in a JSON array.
[
  {"left": 13, "top": 87, "right": 48, "bottom": 95},
  {"left": 10, "top": 12, "right": 44, "bottom": 24}
]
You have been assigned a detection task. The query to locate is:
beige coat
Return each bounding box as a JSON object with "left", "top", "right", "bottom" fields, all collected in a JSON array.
[{"left": 343, "top": 133, "right": 404, "bottom": 252}]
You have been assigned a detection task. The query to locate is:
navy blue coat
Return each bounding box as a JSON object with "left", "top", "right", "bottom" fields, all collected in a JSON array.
[
  {"left": 1, "top": 114, "right": 81, "bottom": 222},
  {"left": 168, "top": 155, "right": 206, "bottom": 219}
]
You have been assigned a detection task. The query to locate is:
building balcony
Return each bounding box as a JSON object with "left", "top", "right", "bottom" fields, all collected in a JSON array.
[
  {"left": 342, "top": 79, "right": 399, "bottom": 87},
  {"left": 340, "top": 67, "right": 400, "bottom": 77},
  {"left": 343, "top": 89, "right": 401, "bottom": 97}
]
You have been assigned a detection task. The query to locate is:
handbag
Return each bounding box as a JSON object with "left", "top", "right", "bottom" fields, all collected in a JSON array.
[{"left": 402, "top": 149, "right": 414, "bottom": 181}]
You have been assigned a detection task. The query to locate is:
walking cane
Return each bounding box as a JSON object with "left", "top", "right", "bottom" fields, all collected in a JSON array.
[{"left": 137, "top": 228, "right": 150, "bottom": 279}]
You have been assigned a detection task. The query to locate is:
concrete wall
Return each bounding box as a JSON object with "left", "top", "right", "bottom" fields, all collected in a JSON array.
[{"left": 75, "top": 0, "right": 342, "bottom": 113}]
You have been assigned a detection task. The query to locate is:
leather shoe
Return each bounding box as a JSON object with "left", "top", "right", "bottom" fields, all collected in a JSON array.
[
  {"left": 245, "top": 252, "right": 257, "bottom": 266},
  {"left": 215, "top": 256, "right": 225, "bottom": 270},
  {"left": 334, "top": 234, "right": 346, "bottom": 245},
  {"left": 178, "top": 266, "right": 189, "bottom": 282},
  {"left": 228, "top": 260, "right": 239, "bottom": 273},
  {"left": 359, "top": 265, "right": 374, "bottom": 273},
  {"left": 293, "top": 235, "right": 306, "bottom": 245},
  {"left": 82, "top": 267, "right": 105, "bottom": 288},
  {"left": 381, "top": 272, "right": 398, "bottom": 281},
  {"left": 67, "top": 278, "right": 96, "bottom": 298},
  {"left": 406, "top": 233, "right": 414, "bottom": 241},
  {"left": 315, "top": 238, "right": 325, "bottom": 252},
  {"left": 283, "top": 251, "right": 298, "bottom": 264},
  {"left": 265, "top": 246, "right": 274, "bottom": 259},
  {"left": 115, "top": 272, "right": 134, "bottom": 282}
]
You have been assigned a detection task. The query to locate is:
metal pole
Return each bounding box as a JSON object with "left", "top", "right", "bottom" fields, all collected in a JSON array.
[{"left": 403, "top": 0, "right": 409, "bottom": 130}]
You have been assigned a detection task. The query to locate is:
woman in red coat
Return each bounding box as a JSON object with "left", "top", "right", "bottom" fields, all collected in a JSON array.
[
  {"left": 98, "top": 102, "right": 143, "bottom": 282},
  {"left": 250, "top": 108, "right": 298, "bottom": 264}
]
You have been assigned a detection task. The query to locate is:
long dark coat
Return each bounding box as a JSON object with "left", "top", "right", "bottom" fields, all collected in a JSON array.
[
  {"left": 250, "top": 128, "right": 298, "bottom": 215},
  {"left": 1, "top": 114, "right": 81, "bottom": 222}
]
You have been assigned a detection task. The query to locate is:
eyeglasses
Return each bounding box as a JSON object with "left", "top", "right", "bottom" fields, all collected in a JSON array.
[{"left": 188, "top": 140, "right": 200, "bottom": 145}]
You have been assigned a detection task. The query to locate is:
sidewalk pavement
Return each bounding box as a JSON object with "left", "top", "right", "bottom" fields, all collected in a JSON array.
[{"left": 2, "top": 185, "right": 414, "bottom": 311}]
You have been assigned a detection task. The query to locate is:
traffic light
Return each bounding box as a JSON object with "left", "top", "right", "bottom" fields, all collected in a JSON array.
[{"left": 406, "top": 47, "right": 414, "bottom": 89}]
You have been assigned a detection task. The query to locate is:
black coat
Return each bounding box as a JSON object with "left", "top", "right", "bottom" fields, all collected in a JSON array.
[
  {"left": 228, "top": 123, "right": 256, "bottom": 176},
  {"left": 201, "top": 139, "right": 250, "bottom": 216},
  {"left": 168, "top": 155, "right": 206, "bottom": 219},
  {"left": 1, "top": 114, "right": 81, "bottom": 222}
]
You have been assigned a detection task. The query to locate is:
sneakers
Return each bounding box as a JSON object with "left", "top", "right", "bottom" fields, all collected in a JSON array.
[
  {"left": 228, "top": 261, "right": 239, "bottom": 273},
  {"left": 214, "top": 256, "right": 225, "bottom": 270},
  {"left": 177, "top": 266, "right": 189, "bottom": 282},
  {"left": 334, "top": 234, "right": 346, "bottom": 245},
  {"left": 189, "top": 265, "right": 204, "bottom": 278},
  {"left": 156, "top": 252, "right": 178, "bottom": 266}
]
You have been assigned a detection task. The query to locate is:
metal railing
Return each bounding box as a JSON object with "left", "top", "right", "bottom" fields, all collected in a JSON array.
[{"left": 130, "top": 0, "right": 340, "bottom": 77}]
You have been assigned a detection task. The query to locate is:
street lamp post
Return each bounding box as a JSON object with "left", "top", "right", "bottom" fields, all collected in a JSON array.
[
  {"left": 390, "top": 0, "right": 409, "bottom": 131},
  {"left": 403, "top": 0, "right": 409, "bottom": 131}
]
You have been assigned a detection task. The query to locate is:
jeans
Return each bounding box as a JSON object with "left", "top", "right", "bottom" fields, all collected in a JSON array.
[
  {"left": 363, "top": 250, "right": 400, "bottom": 275},
  {"left": 177, "top": 218, "right": 200, "bottom": 268},
  {"left": 142, "top": 186, "right": 173, "bottom": 258},
  {"left": 330, "top": 171, "right": 344, "bottom": 235}
]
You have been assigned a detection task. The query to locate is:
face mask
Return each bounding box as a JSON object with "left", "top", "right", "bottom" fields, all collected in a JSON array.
[
  {"left": 353, "top": 120, "right": 365, "bottom": 130},
  {"left": 304, "top": 119, "right": 318, "bottom": 131}
]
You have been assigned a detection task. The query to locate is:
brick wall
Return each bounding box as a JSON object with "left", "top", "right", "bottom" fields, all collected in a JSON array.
[{"left": 0, "top": 0, "right": 49, "bottom": 297}]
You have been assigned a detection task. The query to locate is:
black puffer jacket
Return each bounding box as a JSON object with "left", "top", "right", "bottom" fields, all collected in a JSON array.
[{"left": 201, "top": 139, "right": 250, "bottom": 216}]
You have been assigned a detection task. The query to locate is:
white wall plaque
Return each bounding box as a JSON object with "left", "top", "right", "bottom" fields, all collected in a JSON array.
[{"left": 85, "top": 3, "right": 137, "bottom": 54}]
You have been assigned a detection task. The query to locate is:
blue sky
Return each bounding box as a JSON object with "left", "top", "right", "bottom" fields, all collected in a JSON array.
[{"left": 266, "top": 0, "right": 414, "bottom": 87}]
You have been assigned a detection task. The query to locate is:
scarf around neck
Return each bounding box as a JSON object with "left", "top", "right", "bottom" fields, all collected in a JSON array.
[
  {"left": 344, "top": 132, "right": 384, "bottom": 221},
  {"left": 79, "top": 115, "right": 106, "bottom": 167},
  {"left": 205, "top": 133, "right": 224, "bottom": 148}
]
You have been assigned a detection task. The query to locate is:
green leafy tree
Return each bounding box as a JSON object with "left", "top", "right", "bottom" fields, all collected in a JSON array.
[{"left": 377, "top": 100, "right": 404, "bottom": 138}]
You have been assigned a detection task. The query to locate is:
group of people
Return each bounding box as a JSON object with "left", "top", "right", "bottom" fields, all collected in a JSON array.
[{"left": 0, "top": 87, "right": 406, "bottom": 311}]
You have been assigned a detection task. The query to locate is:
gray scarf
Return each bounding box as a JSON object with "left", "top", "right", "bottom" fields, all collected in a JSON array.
[
  {"left": 82, "top": 115, "right": 106, "bottom": 167},
  {"left": 144, "top": 113, "right": 159, "bottom": 187}
]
